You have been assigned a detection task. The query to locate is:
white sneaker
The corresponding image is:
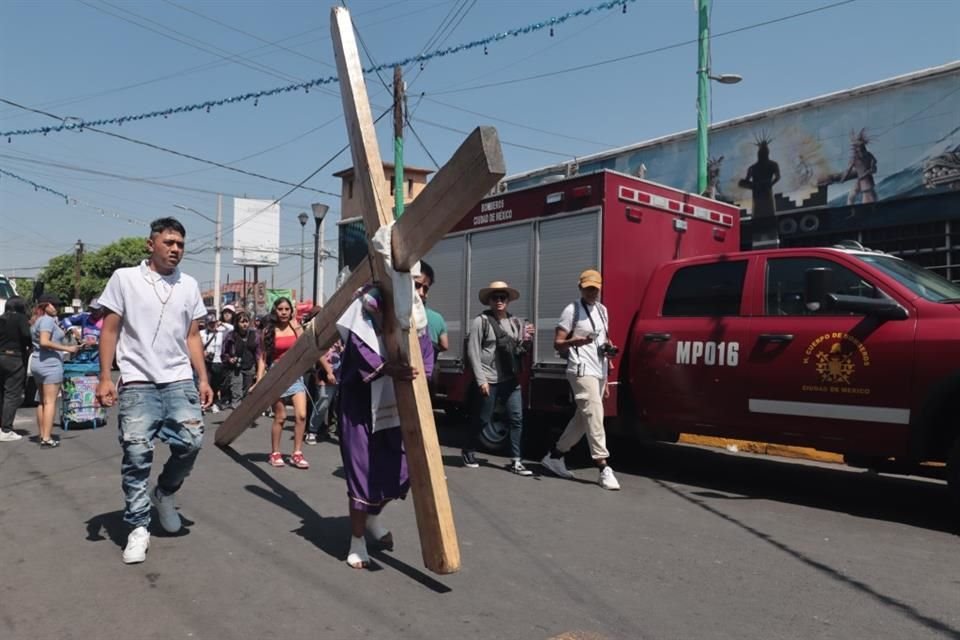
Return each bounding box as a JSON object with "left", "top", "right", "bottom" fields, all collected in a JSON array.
[
  {"left": 540, "top": 453, "right": 575, "bottom": 479},
  {"left": 599, "top": 466, "right": 621, "bottom": 491},
  {"left": 210, "top": 405, "right": 221, "bottom": 414},
  {"left": 151, "top": 487, "right": 182, "bottom": 533},
  {"left": 122, "top": 526, "right": 150, "bottom": 564},
  {"left": 0, "top": 430, "right": 23, "bottom": 442}
]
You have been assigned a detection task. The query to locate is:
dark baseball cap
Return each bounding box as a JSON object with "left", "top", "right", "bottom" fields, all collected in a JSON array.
[{"left": 38, "top": 293, "right": 63, "bottom": 307}]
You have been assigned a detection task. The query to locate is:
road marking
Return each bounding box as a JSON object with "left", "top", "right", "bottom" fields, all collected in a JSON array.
[
  {"left": 548, "top": 632, "right": 610, "bottom": 640},
  {"left": 749, "top": 399, "right": 910, "bottom": 425}
]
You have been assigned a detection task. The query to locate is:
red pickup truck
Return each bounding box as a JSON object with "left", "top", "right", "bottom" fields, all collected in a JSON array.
[
  {"left": 412, "top": 170, "right": 960, "bottom": 504},
  {"left": 628, "top": 245, "right": 960, "bottom": 504}
]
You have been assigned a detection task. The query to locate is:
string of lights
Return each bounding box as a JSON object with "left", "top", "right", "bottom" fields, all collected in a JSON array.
[
  {"left": 1, "top": 0, "right": 636, "bottom": 139},
  {"left": 0, "top": 166, "right": 149, "bottom": 226}
]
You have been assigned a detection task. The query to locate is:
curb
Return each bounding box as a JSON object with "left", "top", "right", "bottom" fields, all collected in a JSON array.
[{"left": 678, "top": 434, "right": 843, "bottom": 464}]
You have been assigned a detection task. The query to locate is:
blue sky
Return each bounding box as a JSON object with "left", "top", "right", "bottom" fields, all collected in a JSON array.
[{"left": 1, "top": 0, "right": 958, "bottom": 299}]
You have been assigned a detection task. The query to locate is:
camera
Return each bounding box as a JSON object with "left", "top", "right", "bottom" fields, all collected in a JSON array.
[{"left": 598, "top": 343, "right": 619, "bottom": 358}]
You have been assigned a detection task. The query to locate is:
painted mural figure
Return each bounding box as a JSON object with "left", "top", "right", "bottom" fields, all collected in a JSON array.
[
  {"left": 705, "top": 155, "right": 725, "bottom": 200},
  {"left": 824, "top": 129, "right": 878, "bottom": 205},
  {"left": 738, "top": 137, "right": 781, "bottom": 218}
]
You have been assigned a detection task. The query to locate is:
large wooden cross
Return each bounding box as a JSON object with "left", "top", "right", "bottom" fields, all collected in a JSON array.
[{"left": 215, "top": 6, "right": 505, "bottom": 575}]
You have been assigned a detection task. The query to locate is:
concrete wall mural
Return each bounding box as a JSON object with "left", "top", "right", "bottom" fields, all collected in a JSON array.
[{"left": 505, "top": 64, "right": 960, "bottom": 217}]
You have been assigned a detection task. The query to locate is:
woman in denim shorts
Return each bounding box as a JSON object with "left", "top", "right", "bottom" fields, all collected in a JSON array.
[
  {"left": 254, "top": 297, "right": 309, "bottom": 469},
  {"left": 30, "top": 293, "right": 79, "bottom": 447}
]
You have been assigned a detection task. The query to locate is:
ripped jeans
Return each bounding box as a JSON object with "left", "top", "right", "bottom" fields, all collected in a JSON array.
[{"left": 118, "top": 380, "right": 204, "bottom": 529}]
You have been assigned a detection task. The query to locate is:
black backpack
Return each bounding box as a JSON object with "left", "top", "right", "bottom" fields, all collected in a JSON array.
[{"left": 480, "top": 311, "right": 526, "bottom": 379}]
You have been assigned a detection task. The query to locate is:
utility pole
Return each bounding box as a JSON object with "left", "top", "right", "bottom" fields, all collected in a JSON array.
[
  {"left": 393, "top": 65, "right": 405, "bottom": 219},
  {"left": 73, "top": 239, "right": 84, "bottom": 303},
  {"left": 696, "top": 0, "right": 710, "bottom": 195}
]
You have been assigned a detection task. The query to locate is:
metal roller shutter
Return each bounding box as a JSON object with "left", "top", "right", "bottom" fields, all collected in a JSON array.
[
  {"left": 468, "top": 224, "right": 534, "bottom": 329},
  {"left": 423, "top": 237, "right": 466, "bottom": 362},
  {"left": 535, "top": 211, "right": 601, "bottom": 364}
]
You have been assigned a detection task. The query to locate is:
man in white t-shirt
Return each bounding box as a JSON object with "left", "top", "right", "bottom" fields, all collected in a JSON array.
[
  {"left": 540, "top": 269, "right": 621, "bottom": 490},
  {"left": 96, "top": 217, "right": 213, "bottom": 564}
]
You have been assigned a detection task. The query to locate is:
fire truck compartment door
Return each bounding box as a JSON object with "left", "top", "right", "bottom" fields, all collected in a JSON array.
[
  {"left": 424, "top": 236, "right": 467, "bottom": 364},
  {"left": 468, "top": 223, "right": 534, "bottom": 324},
  {"left": 535, "top": 210, "right": 601, "bottom": 365}
]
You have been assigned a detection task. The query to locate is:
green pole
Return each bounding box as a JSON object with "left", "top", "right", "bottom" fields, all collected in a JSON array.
[
  {"left": 696, "top": 0, "right": 710, "bottom": 195},
  {"left": 393, "top": 66, "right": 405, "bottom": 219}
]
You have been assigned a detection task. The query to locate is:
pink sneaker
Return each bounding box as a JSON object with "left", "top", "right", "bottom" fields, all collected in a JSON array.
[
  {"left": 268, "top": 452, "right": 286, "bottom": 467},
  {"left": 290, "top": 451, "right": 310, "bottom": 469}
]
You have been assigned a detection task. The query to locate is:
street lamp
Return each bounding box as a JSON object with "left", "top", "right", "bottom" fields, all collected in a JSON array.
[
  {"left": 311, "top": 203, "right": 329, "bottom": 305},
  {"left": 174, "top": 198, "right": 223, "bottom": 313},
  {"left": 297, "top": 211, "right": 309, "bottom": 303},
  {"left": 696, "top": 0, "right": 742, "bottom": 195}
]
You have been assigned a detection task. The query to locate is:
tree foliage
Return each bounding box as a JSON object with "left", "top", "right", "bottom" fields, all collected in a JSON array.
[{"left": 38, "top": 237, "right": 147, "bottom": 305}]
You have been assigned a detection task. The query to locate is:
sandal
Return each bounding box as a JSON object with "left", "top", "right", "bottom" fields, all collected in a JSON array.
[
  {"left": 39, "top": 439, "right": 60, "bottom": 448},
  {"left": 290, "top": 451, "right": 310, "bottom": 469},
  {"left": 268, "top": 452, "right": 286, "bottom": 467}
]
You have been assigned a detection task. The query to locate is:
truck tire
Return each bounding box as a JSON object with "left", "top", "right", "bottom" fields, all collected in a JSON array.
[{"left": 948, "top": 437, "right": 960, "bottom": 510}]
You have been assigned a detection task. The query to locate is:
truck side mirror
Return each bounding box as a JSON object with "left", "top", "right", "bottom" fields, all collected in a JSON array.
[
  {"left": 32, "top": 279, "right": 44, "bottom": 302},
  {"left": 804, "top": 267, "right": 831, "bottom": 312}
]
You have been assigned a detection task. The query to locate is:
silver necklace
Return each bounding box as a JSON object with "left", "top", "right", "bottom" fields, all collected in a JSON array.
[{"left": 143, "top": 269, "right": 175, "bottom": 345}]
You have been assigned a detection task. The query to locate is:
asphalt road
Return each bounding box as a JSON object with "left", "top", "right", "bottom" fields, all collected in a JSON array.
[{"left": 1, "top": 404, "right": 957, "bottom": 640}]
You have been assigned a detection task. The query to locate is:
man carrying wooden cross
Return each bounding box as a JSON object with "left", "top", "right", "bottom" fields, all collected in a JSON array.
[{"left": 216, "top": 6, "right": 505, "bottom": 575}]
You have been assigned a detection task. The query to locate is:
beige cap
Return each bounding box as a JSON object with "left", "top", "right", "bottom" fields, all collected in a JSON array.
[{"left": 579, "top": 269, "right": 602, "bottom": 289}]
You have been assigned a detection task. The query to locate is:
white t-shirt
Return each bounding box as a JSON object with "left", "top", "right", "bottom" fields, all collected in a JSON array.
[
  {"left": 557, "top": 300, "right": 610, "bottom": 379},
  {"left": 200, "top": 324, "right": 231, "bottom": 364},
  {"left": 98, "top": 260, "right": 207, "bottom": 384}
]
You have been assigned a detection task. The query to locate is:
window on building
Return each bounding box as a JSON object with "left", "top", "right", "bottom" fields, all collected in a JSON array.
[
  {"left": 765, "top": 257, "right": 878, "bottom": 316},
  {"left": 348, "top": 180, "right": 354, "bottom": 199},
  {"left": 662, "top": 261, "right": 747, "bottom": 316},
  {"left": 407, "top": 179, "right": 414, "bottom": 197},
  {"left": 389, "top": 174, "right": 395, "bottom": 196}
]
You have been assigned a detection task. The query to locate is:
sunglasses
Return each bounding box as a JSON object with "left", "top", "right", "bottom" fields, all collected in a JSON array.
[
  {"left": 415, "top": 282, "right": 430, "bottom": 293},
  {"left": 490, "top": 293, "right": 509, "bottom": 302}
]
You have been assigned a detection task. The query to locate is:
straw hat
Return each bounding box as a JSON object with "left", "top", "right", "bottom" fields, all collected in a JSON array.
[{"left": 479, "top": 281, "right": 520, "bottom": 305}]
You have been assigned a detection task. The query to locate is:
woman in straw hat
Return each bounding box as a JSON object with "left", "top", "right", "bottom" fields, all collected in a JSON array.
[{"left": 463, "top": 281, "right": 534, "bottom": 476}]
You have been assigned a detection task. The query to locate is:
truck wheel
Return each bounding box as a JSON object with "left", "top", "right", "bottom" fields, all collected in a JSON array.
[{"left": 948, "top": 438, "right": 960, "bottom": 510}]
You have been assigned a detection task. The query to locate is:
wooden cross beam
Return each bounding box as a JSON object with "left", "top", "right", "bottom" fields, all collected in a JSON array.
[{"left": 215, "top": 6, "right": 505, "bottom": 575}]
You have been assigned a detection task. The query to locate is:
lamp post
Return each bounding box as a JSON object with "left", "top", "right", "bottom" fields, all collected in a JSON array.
[
  {"left": 311, "top": 203, "right": 329, "bottom": 305},
  {"left": 696, "top": 0, "right": 741, "bottom": 195},
  {"left": 297, "top": 212, "right": 309, "bottom": 303},
  {"left": 174, "top": 199, "right": 222, "bottom": 313}
]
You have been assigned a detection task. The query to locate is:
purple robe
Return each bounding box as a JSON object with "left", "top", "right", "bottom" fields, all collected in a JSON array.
[{"left": 339, "top": 330, "right": 434, "bottom": 514}]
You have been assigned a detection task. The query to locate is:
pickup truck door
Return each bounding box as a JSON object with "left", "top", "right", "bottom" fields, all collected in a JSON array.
[
  {"left": 741, "top": 255, "right": 916, "bottom": 455},
  {"left": 633, "top": 259, "right": 752, "bottom": 431}
]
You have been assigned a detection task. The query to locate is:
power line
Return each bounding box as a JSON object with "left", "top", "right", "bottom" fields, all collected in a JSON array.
[
  {"left": 1, "top": 0, "right": 636, "bottom": 138},
  {"left": 0, "top": 1, "right": 444, "bottom": 121},
  {"left": 410, "top": 115, "right": 574, "bottom": 158},
  {"left": 421, "top": 96, "right": 616, "bottom": 147},
  {"left": 78, "top": 0, "right": 304, "bottom": 85},
  {"left": 429, "top": 0, "right": 857, "bottom": 95},
  {"left": 0, "top": 98, "right": 340, "bottom": 197}
]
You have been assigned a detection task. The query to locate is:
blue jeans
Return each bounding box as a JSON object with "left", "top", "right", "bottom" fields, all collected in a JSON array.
[
  {"left": 118, "top": 380, "right": 204, "bottom": 528},
  {"left": 308, "top": 384, "right": 335, "bottom": 435},
  {"left": 471, "top": 379, "right": 524, "bottom": 459}
]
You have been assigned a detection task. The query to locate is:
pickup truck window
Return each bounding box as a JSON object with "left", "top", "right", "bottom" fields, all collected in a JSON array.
[
  {"left": 766, "top": 257, "right": 878, "bottom": 316},
  {"left": 662, "top": 261, "right": 747, "bottom": 317},
  {"left": 856, "top": 254, "right": 960, "bottom": 302},
  {"left": 0, "top": 278, "right": 14, "bottom": 299}
]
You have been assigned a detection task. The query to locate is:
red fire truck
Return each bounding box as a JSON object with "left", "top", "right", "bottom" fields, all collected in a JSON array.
[{"left": 422, "top": 170, "right": 960, "bottom": 503}]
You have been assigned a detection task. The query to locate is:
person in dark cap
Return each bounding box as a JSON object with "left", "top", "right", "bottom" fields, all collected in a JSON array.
[
  {"left": 0, "top": 296, "right": 31, "bottom": 441},
  {"left": 30, "top": 293, "right": 79, "bottom": 447}
]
